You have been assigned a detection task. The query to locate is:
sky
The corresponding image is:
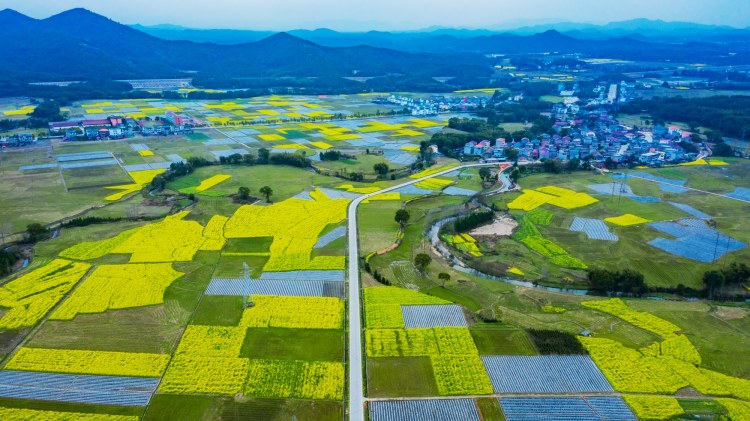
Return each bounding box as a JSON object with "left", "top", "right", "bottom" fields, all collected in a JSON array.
[{"left": 5, "top": 0, "right": 750, "bottom": 31}]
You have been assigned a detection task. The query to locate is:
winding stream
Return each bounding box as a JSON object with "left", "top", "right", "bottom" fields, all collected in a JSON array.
[{"left": 428, "top": 216, "right": 591, "bottom": 295}]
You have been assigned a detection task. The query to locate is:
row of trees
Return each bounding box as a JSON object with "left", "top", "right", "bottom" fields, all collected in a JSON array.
[{"left": 703, "top": 263, "right": 750, "bottom": 299}]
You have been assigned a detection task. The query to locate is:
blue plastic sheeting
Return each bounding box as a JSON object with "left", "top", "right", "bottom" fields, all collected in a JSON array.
[
  {"left": 19, "top": 163, "right": 58, "bottom": 171},
  {"left": 205, "top": 278, "right": 344, "bottom": 298},
  {"left": 314, "top": 226, "right": 347, "bottom": 249},
  {"left": 166, "top": 154, "right": 185, "bottom": 163},
  {"left": 129, "top": 143, "right": 149, "bottom": 151},
  {"left": 499, "top": 396, "right": 636, "bottom": 421},
  {"left": 628, "top": 172, "right": 684, "bottom": 185},
  {"left": 317, "top": 188, "right": 361, "bottom": 200},
  {"left": 384, "top": 151, "right": 417, "bottom": 166},
  {"left": 587, "top": 183, "right": 660, "bottom": 202},
  {"left": 0, "top": 370, "right": 158, "bottom": 407},
  {"left": 59, "top": 159, "right": 118, "bottom": 169},
  {"left": 659, "top": 184, "right": 690, "bottom": 193},
  {"left": 394, "top": 185, "right": 433, "bottom": 195},
  {"left": 292, "top": 190, "right": 313, "bottom": 200},
  {"left": 259, "top": 270, "right": 345, "bottom": 282},
  {"left": 442, "top": 186, "right": 478, "bottom": 196},
  {"left": 726, "top": 187, "right": 750, "bottom": 202},
  {"left": 401, "top": 305, "right": 468, "bottom": 328},
  {"left": 369, "top": 399, "right": 480, "bottom": 421},
  {"left": 122, "top": 162, "right": 172, "bottom": 172},
  {"left": 56, "top": 152, "right": 111, "bottom": 162},
  {"left": 204, "top": 138, "right": 237, "bottom": 146},
  {"left": 481, "top": 355, "right": 614, "bottom": 394},
  {"left": 648, "top": 220, "right": 746, "bottom": 262},
  {"left": 570, "top": 217, "right": 618, "bottom": 241}
]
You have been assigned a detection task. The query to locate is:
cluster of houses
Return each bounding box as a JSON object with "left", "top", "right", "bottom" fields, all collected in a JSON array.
[
  {"left": 0, "top": 133, "right": 35, "bottom": 147},
  {"left": 375, "top": 94, "right": 489, "bottom": 116},
  {"left": 48, "top": 111, "right": 194, "bottom": 141},
  {"left": 462, "top": 111, "right": 701, "bottom": 166}
]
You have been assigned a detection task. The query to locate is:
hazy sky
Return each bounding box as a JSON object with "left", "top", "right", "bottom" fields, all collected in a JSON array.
[{"left": 5, "top": 0, "right": 750, "bottom": 31}]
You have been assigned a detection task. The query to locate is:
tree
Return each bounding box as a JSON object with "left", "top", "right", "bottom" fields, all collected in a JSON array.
[
  {"left": 509, "top": 167, "right": 520, "bottom": 184},
  {"left": 478, "top": 167, "right": 491, "bottom": 182},
  {"left": 258, "top": 148, "right": 270, "bottom": 164},
  {"left": 237, "top": 186, "right": 251, "bottom": 201},
  {"left": 394, "top": 209, "right": 410, "bottom": 227},
  {"left": 25, "top": 223, "right": 49, "bottom": 243},
  {"left": 414, "top": 253, "right": 432, "bottom": 273},
  {"left": 703, "top": 270, "right": 725, "bottom": 300},
  {"left": 373, "top": 163, "right": 389, "bottom": 176},
  {"left": 259, "top": 186, "right": 273, "bottom": 203},
  {"left": 722, "top": 262, "right": 750, "bottom": 285},
  {"left": 504, "top": 147, "right": 520, "bottom": 163},
  {"left": 438, "top": 272, "right": 451, "bottom": 287},
  {"left": 713, "top": 143, "right": 734, "bottom": 157}
]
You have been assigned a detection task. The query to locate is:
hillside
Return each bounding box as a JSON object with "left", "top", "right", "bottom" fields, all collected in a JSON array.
[{"left": 0, "top": 8, "right": 490, "bottom": 82}]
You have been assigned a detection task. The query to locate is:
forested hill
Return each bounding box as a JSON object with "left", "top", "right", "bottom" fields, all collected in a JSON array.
[{"left": 0, "top": 8, "right": 489, "bottom": 83}]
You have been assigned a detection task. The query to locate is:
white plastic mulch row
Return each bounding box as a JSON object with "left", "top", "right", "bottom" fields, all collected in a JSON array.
[
  {"left": 481, "top": 355, "right": 614, "bottom": 394},
  {"left": 205, "top": 278, "right": 345, "bottom": 298},
  {"left": 0, "top": 370, "right": 157, "bottom": 407},
  {"left": 401, "top": 304, "right": 468, "bottom": 328},
  {"left": 369, "top": 399, "right": 480, "bottom": 421},
  {"left": 569, "top": 217, "right": 618, "bottom": 241},
  {"left": 499, "top": 396, "right": 635, "bottom": 421}
]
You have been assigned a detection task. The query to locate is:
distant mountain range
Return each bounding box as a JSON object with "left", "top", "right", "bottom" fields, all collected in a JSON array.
[
  {"left": 0, "top": 9, "right": 748, "bottom": 85},
  {"left": 133, "top": 19, "right": 750, "bottom": 46}
]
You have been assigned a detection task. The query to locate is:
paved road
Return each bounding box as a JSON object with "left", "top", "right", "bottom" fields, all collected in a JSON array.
[{"left": 346, "top": 163, "right": 498, "bottom": 421}]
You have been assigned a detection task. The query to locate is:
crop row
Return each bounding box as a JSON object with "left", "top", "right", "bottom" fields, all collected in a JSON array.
[
  {"left": 6, "top": 348, "right": 170, "bottom": 378},
  {"left": 239, "top": 295, "right": 344, "bottom": 329},
  {"left": 51, "top": 263, "right": 183, "bottom": 321},
  {"left": 0, "top": 259, "right": 90, "bottom": 329}
]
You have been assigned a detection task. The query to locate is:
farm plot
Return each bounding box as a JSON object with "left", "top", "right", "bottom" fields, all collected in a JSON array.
[
  {"left": 726, "top": 187, "right": 750, "bottom": 202},
  {"left": 105, "top": 169, "right": 165, "bottom": 201},
  {"left": 6, "top": 348, "right": 169, "bottom": 378},
  {"left": 569, "top": 217, "right": 618, "bottom": 241},
  {"left": 622, "top": 395, "right": 685, "bottom": 420},
  {"left": 513, "top": 216, "right": 587, "bottom": 269},
  {"left": 0, "top": 259, "right": 91, "bottom": 329},
  {"left": 60, "top": 211, "right": 224, "bottom": 262},
  {"left": 0, "top": 370, "right": 158, "bottom": 407},
  {"left": 178, "top": 174, "right": 232, "bottom": 195},
  {"left": 314, "top": 226, "right": 347, "bottom": 248},
  {"left": 205, "top": 278, "right": 345, "bottom": 298},
  {"left": 51, "top": 263, "right": 184, "bottom": 320},
  {"left": 499, "top": 396, "right": 636, "bottom": 421},
  {"left": 369, "top": 399, "right": 480, "bottom": 421},
  {"left": 364, "top": 287, "right": 450, "bottom": 329},
  {"left": 580, "top": 299, "right": 750, "bottom": 400},
  {"left": 0, "top": 408, "right": 138, "bottom": 420},
  {"left": 481, "top": 355, "right": 613, "bottom": 393},
  {"left": 224, "top": 190, "right": 349, "bottom": 272},
  {"left": 630, "top": 171, "right": 688, "bottom": 193},
  {"left": 647, "top": 220, "right": 746, "bottom": 262},
  {"left": 605, "top": 214, "right": 651, "bottom": 226},
  {"left": 401, "top": 305, "right": 468, "bottom": 328},
  {"left": 239, "top": 295, "right": 344, "bottom": 329},
  {"left": 244, "top": 359, "right": 344, "bottom": 400},
  {"left": 587, "top": 182, "right": 660, "bottom": 202},
  {"left": 668, "top": 202, "right": 712, "bottom": 219}
]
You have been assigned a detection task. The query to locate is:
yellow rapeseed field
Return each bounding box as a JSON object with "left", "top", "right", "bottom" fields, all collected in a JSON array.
[
  {"left": 6, "top": 348, "right": 170, "bottom": 377},
  {"left": 224, "top": 192, "right": 348, "bottom": 271},
  {"left": 51, "top": 263, "right": 183, "bottom": 320}
]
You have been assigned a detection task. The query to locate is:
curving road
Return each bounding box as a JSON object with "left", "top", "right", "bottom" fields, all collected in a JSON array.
[{"left": 346, "top": 163, "right": 499, "bottom": 421}]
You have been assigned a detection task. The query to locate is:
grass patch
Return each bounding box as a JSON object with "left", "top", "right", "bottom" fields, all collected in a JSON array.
[
  {"left": 526, "top": 329, "right": 587, "bottom": 355},
  {"left": 477, "top": 398, "right": 506, "bottom": 421},
  {"left": 224, "top": 237, "right": 274, "bottom": 253},
  {"left": 143, "top": 394, "right": 220, "bottom": 421},
  {"left": 424, "top": 287, "right": 481, "bottom": 312},
  {"left": 470, "top": 328, "right": 537, "bottom": 355},
  {"left": 0, "top": 396, "right": 142, "bottom": 417},
  {"left": 191, "top": 296, "right": 245, "bottom": 326},
  {"left": 366, "top": 356, "right": 439, "bottom": 397},
  {"left": 221, "top": 397, "right": 343, "bottom": 421},
  {"left": 240, "top": 328, "right": 344, "bottom": 361}
]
